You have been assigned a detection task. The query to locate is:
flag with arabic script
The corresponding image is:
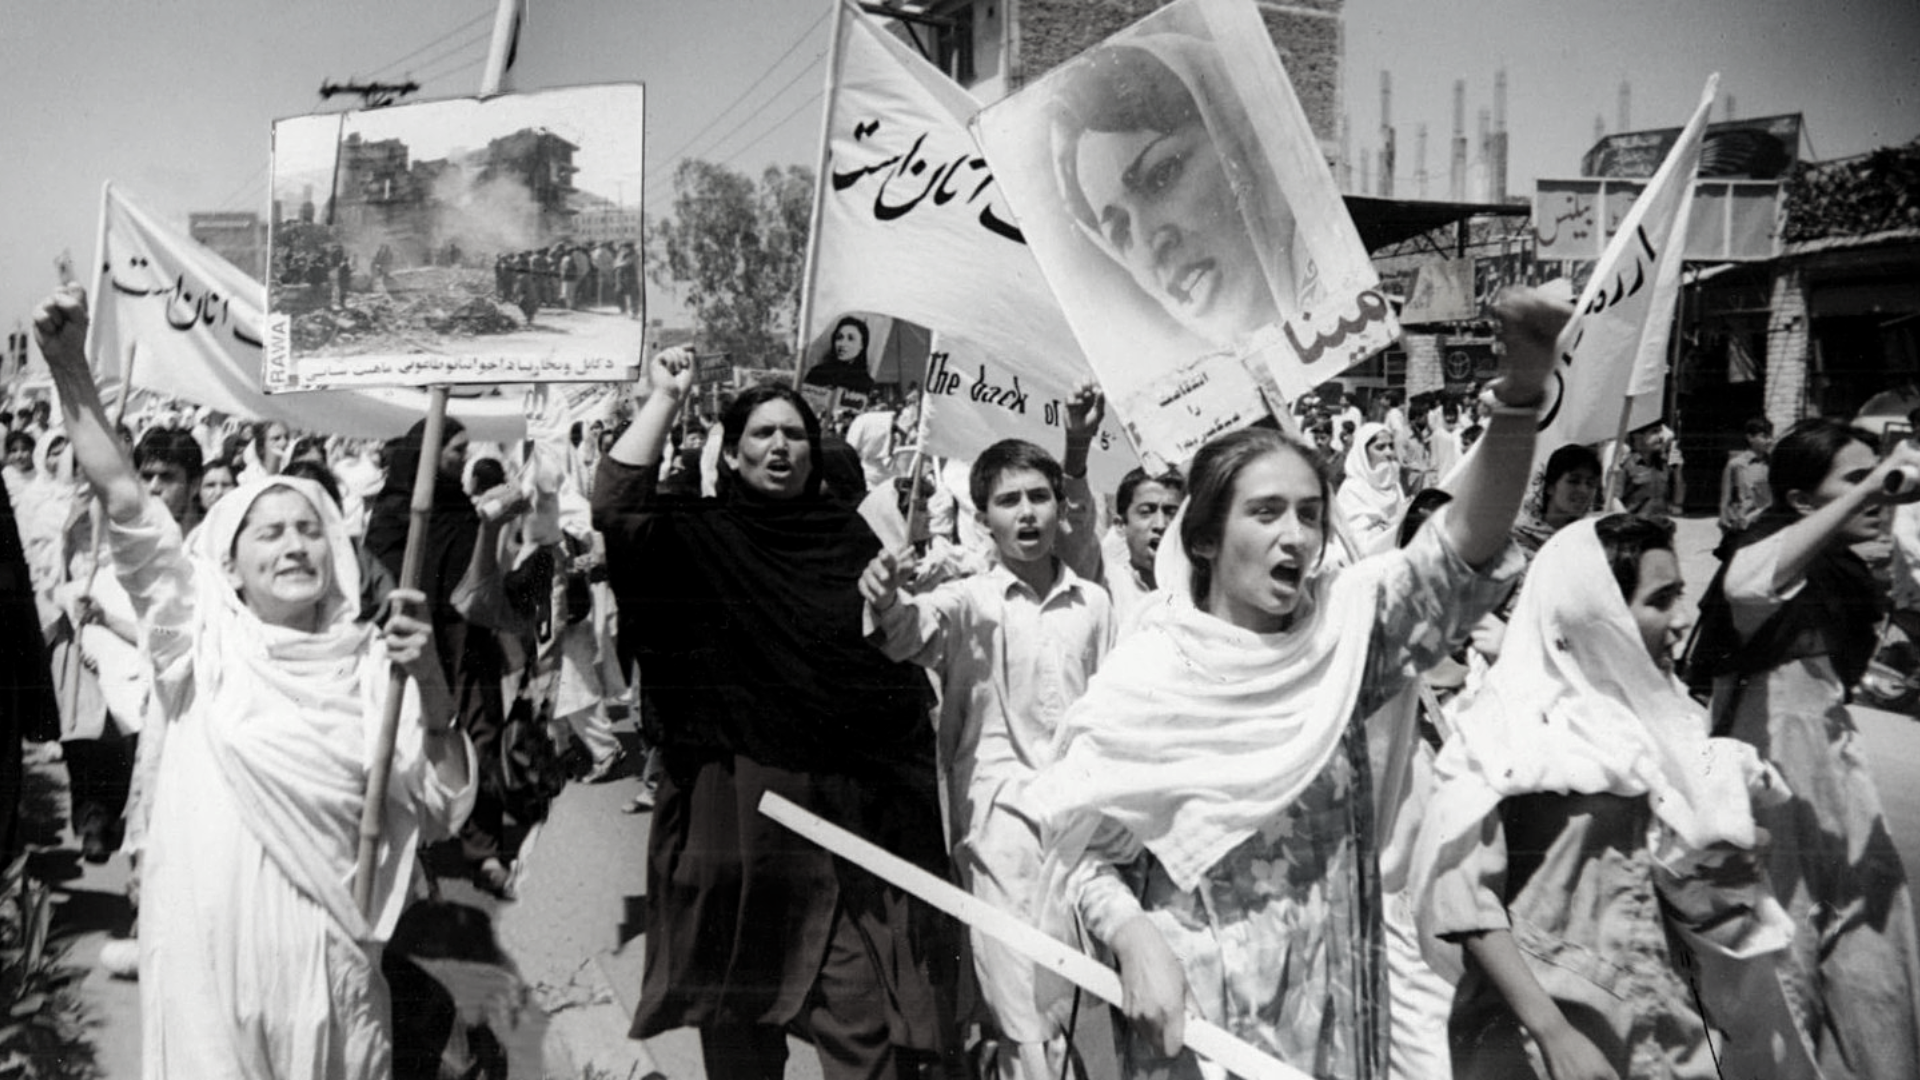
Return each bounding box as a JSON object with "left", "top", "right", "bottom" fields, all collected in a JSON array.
[
  {"left": 1534, "top": 76, "right": 1717, "bottom": 449},
  {"left": 800, "top": 0, "right": 1132, "bottom": 488},
  {"left": 84, "top": 182, "right": 525, "bottom": 440}
]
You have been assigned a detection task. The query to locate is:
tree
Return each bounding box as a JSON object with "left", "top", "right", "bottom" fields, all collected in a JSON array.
[{"left": 649, "top": 160, "right": 813, "bottom": 367}]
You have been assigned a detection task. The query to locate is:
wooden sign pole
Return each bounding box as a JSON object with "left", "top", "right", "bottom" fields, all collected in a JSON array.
[
  {"left": 759, "top": 791, "right": 1309, "bottom": 1080},
  {"left": 354, "top": 0, "right": 519, "bottom": 918}
]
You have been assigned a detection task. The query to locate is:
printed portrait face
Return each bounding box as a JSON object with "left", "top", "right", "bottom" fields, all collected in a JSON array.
[
  {"left": 833, "top": 319, "right": 868, "bottom": 363},
  {"left": 1053, "top": 43, "right": 1284, "bottom": 350},
  {"left": 1071, "top": 119, "right": 1274, "bottom": 347}
]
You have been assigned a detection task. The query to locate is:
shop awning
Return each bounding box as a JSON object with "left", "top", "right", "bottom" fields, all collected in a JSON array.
[{"left": 1343, "top": 195, "right": 1533, "bottom": 254}]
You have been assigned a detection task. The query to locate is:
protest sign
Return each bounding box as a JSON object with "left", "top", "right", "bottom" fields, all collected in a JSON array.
[
  {"left": 800, "top": 0, "right": 1132, "bottom": 488},
  {"left": 1399, "top": 259, "right": 1475, "bottom": 325},
  {"left": 970, "top": 0, "right": 1392, "bottom": 468},
  {"left": 86, "top": 182, "right": 526, "bottom": 440},
  {"left": 1536, "top": 76, "right": 1718, "bottom": 450},
  {"left": 265, "top": 84, "right": 645, "bottom": 391}
]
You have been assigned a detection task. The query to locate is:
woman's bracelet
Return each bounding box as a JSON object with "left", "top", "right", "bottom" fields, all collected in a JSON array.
[{"left": 1479, "top": 385, "right": 1546, "bottom": 416}]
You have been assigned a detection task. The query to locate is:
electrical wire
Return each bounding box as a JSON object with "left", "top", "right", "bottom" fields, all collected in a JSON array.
[
  {"left": 215, "top": 162, "right": 271, "bottom": 212},
  {"left": 399, "top": 23, "right": 495, "bottom": 83},
  {"left": 646, "top": 7, "right": 830, "bottom": 173},
  {"left": 413, "top": 47, "right": 490, "bottom": 90},
  {"left": 713, "top": 87, "right": 824, "bottom": 170},
  {"left": 368, "top": 8, "right": 493, "bottom": 79},
  {"left": 642, "top": 52, "right": 825, "bottom": 207}
]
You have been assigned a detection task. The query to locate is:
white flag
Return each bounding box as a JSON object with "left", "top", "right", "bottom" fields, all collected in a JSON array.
[
  {"left": 1535, "top": 76, "right": 1717, "bottom": 449},
  {"left": 800, "top": 0, "right": 1132, "bottom": 489},
  {"left": 85, "top": 183, "right": 526, "bottom": 440}
]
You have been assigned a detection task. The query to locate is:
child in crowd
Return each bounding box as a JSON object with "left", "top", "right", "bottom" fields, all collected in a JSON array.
[
  {"left": 1104, "top": 466, "right": 1184, "bottom": 629},
  {"left": 859, "top": 385, "right": 1113, "bottom": 1080}
]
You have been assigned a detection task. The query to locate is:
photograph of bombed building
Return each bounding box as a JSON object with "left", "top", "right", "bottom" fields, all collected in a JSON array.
[{"left": 266, "top": 83, "right": 645, "bottom": 388}]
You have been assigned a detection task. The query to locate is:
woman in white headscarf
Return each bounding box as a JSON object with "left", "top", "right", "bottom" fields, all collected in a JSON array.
[
  {"left": 1336, "top": 421, "right": 1408, "bottom": 552},
  {"left": 1412, "top": 515, "right": 1802, "bottom": 1080},
  {"left": 1019, "top": 289, "right": 1567, "bottom": 1079},
  {"left": 35, "top": 285, "right": 474, "bottom": 1080}
]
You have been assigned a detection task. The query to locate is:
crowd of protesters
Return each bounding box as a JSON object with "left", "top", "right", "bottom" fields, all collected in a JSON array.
[{"left": 9, "top": 278, "right": 1920, "bottom": 1080}]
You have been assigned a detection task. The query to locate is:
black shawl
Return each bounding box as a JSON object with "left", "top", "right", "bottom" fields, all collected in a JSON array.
[
  {"left": 597, "top": 458, "right": 930, "bottom": 775},
  {"left": 364, "top": 418, "right": 478, "bottom": 618}
]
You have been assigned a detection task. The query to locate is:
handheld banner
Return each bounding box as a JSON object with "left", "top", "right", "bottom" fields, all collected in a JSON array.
[
  {"left": 802, "top": 0, "right": 1132, "bottom": 490},
  {"left": 265, "top": 84, "right": 646, "bottom": 391},
  {"left": 970, "top": 0, "right": 1392, "bottom": 468}
]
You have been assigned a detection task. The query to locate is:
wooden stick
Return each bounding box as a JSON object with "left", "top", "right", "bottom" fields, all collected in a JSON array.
[
  {"left": 355, "top": 384, "right": 449, "bottom": 917},
  {"left": 757, "top": 791, "right": 1310, "bottom": 1080},
  {"left": 1603, "top": 390, "right": 1636, "bottom": 510},
  {"left": 792, "top": 0, "right": 848, "bottom": 388},
  {"left": 356, "top": 0, "right": 518, "bottom": 918}
]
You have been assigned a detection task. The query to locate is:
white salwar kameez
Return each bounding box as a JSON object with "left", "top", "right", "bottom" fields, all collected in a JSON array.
[{"left": 110, "top": 477, "right": 474, "bottom": 1080}]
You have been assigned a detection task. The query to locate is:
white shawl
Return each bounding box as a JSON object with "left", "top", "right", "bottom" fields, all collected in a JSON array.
[
  {"left": 1021, "top": 504, "right": 1376, "bottom": 893},
  {"left": 1411, "top": 519, "right": 1788, "bottom": 967},
  {"left": 1335, "top": 421, "right": 1405, "bottom": 548},
  {"left": 149, "top": 476, "right": 469, "bottom": 941}
]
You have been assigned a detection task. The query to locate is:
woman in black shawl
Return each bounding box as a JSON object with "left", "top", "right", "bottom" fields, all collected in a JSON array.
[
  {"left": 1688, "top": 418, "right": 1920, "bottom": 1079},
  {"left": 593, "top": 349, "right": 953, "bottom": 1080},
  {"left": 364, "top": 418, "right": 514, "bottom": 894}
]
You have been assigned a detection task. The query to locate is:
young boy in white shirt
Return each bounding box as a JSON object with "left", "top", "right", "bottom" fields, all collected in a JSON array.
[{"left": 860, "top": 386, "right": 1112, "bottom": 1080}]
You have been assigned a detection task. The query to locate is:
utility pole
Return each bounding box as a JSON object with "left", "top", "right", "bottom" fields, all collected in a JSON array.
[{"left": 318, "top": 79, "right": 421, "bottom": 109}]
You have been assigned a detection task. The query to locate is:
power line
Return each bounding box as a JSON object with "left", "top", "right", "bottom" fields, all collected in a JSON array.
[
  {"left": 215, "top": 160, "right": 268, "bottom": 208},
  {"left": 643, "top": 50, "right": 825, "bottom": 205},
  {"left": 368, "top": 9, "right": 493, "bottom": 79},
  {"left": 397, "top": 23, "right": 494, "bottom": 83},
  {"left": 413, "top": 48, "right": 489, "bottom": 90},
  {"left": 715, "top": 88, "right": 825, "bottom": 170},
  {"left": 646, "top": 8, "right": 830, "bottom": 173}
]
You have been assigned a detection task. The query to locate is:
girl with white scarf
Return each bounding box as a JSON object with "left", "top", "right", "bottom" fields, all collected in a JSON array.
[
  {"left": 1019, "top": 289, "right": 1565, "bottom": 1078},
  {"left": 36, "top": 286, "right": 474, "bottom": 1080},
  {"left": 1336, "top": 420, "right": 1407, "bottom": 553},
  {"left": 1411, "top": 516, "right": 1800, "bottom": 1079}
]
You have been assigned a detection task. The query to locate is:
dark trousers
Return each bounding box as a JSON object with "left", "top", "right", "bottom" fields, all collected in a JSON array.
[
  {"left": 699, "top": 901, "right": 897, "bottom": 1080},
  {"left": 63, "top": 729, "right": 135, "bottom": 828}
]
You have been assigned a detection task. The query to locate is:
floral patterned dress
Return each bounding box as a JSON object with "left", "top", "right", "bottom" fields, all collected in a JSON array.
[
  {"left": 1114, "top": 727, "right": 1382, "bottom": 1079},
  {"left": 1069, "top": 525, "right": 1523, "bottom": 1080}
]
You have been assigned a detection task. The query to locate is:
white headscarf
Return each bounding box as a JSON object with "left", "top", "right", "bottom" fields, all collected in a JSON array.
[
  {"left": 1335, "top": 421, "right": 1405, "bottom": 549},
  {"left": 175, "top": 476, "right": 407, "bottom": 940},
  {"left": 1411, "top": 519, "right": 1786, "bottom": 967},
  {"left": 1022, "top": 491, "right": 1373, "bottom": 892}
]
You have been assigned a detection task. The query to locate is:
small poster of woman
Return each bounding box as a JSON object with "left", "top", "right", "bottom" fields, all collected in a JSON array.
[{"left": 972, "top": 0, "right": 1391, "bottom": 469}]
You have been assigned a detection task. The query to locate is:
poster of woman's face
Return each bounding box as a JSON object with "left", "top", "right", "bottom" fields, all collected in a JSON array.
[{"left": 972, "top": 0, "right": 1392, "bottom": 468}]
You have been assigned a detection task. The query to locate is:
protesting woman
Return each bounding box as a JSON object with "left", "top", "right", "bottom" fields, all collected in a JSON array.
[
  {"left": 1414, "top": 515, "right": 1797, "bottom": 1079},
  {"left": 1511, "top": 443, "right": 1602, "bottom": 554},
  {"left": 35, "top": 285, "right": 473, "bottom": 1079},
  {"left": 1018, "top": 288, "right": 1565, "bottom": 1077},
  {"left": 1688, "top": 418, "right": 1920, "bottom": 1080},
  {"left": 592, "top": 347, "right": 953, "bottom": 1080},
  {"left": 1335, "top": 421, "right": 1408, "bottom": 552}
]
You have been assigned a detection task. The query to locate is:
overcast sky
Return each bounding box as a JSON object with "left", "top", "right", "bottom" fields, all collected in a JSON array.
[{"left": 3, "top": 0, "right": 1914, "bottom": 338}]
